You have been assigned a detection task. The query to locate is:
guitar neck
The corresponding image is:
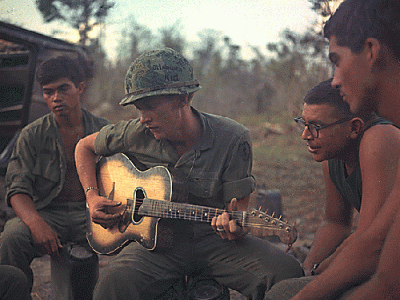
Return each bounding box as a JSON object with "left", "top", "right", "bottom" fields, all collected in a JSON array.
[
  {"left": 138, "top": 198, "right": 297, "bottom": 246},
  {"left": 139, "top": 198, "right": 246, "bottom": 226}
]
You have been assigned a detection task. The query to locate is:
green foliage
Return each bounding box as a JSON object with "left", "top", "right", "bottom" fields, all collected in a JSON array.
[
  {"left": 266, "top": 28, "right": 332, "bottom": 117},
  {"left": 36, "top": 0, "right": 115, "bottom": 46},
  {"left": 86, "top": 12, "right": 336, "bottom": 122},
  {"left": 159, "top": 23, "right": 185, "bottom": 54},
  {"left": 117, "top": 18, "right": 153, "bottom": 64},
  {"left": 308, "top": 0, "right": 344, "bottom": 18}
]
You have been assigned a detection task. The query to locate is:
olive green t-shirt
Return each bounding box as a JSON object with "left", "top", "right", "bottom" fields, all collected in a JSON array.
[{"left": 328, "top": 117, "right": 394, "bottom": 211}]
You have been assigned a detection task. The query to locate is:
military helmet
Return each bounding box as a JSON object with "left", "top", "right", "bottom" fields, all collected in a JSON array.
[{"left": 119, "top": 48, "right": 201, "bottom": 106}]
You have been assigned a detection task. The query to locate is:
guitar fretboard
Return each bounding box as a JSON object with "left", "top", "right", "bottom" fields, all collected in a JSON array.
[
  {"left": 138, "top": 198, "right": 290, "bottom": 231},
  {"left": 139, "top": 198, "right": 246, "bottom": 225}
]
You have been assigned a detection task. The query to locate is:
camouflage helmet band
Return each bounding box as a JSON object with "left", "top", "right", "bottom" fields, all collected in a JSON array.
[{"left": 124, "top": 80, "right": 200, "bottom": 99}]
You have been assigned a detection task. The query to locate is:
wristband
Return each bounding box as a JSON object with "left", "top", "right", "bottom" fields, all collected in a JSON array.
[
  {"left": 311, "top": 263, "right": 320, "bottom": 275},
  {"left": 84, "top": 187, "right": 99, "bottom": 195}
]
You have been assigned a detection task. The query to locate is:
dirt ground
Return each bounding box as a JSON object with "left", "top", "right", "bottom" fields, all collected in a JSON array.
[{"left": 30, "top": 254, "right": 113, "bottom": 300}]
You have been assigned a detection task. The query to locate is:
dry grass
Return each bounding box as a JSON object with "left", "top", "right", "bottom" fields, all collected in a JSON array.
[{"left": 243, "top": 114, "right": 326, "bottom": 243}]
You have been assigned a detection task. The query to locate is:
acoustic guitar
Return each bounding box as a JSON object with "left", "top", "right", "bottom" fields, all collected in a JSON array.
[{"left": 86, "top": 153, "right": 297, "bottom": 254}]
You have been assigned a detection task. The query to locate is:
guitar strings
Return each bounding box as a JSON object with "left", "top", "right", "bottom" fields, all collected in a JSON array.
[{"left": 138, "top": 199, "right": 290, "bottom": 228}]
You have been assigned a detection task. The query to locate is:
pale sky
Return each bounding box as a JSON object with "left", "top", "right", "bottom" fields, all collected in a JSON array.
[{"left": 0, "top": 0, "right": 318, "bottom": 61}]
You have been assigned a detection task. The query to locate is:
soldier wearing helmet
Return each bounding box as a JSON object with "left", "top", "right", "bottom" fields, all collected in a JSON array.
[
  {"left": 75, "top": 48, "right": 303, "bottom": 300},
  {"left": 120, "top": 48, "right": 200, "bottom": 105}
]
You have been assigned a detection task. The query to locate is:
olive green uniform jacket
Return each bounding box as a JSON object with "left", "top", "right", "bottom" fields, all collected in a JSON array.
[
  {"left": 5, "top": 109, "right": 109, "bottom": 210},
  {"left": 94, "top": 107, "right": 256, "bottom": 209}
]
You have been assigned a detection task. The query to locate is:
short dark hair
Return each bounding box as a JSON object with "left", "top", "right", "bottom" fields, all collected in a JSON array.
[
  {"left": 304, "top": 79, "right": 354, "bottom": 119},
  {"left": 36, "top": 56, "right": 86, "bottom": 87},
  {"left": 324, "top": 0, "right": 400, "bottom": 60}
]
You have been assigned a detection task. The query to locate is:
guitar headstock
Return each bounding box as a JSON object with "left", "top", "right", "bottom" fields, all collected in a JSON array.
[{"left": 246, "top": 210, "right": 297, "bottom": 246}]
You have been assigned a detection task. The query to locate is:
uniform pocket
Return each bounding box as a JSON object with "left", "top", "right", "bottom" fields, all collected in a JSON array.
[
  {"left": 32, "top": 149, "right": 60, "bottom": 183},
  {"left": 189, "top": 172, "right": 220, "bottom": 199}
]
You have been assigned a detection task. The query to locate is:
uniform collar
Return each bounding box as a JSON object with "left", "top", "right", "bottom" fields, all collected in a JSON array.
[
  {"left": 49, "top": 109, "right": 87, "bottom": 135},
  {"left": 191, "top": 107, "right": 214, "bottom": 151}
]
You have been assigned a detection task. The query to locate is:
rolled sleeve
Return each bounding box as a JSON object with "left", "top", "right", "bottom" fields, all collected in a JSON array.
[
  {"left": 5, "top": 130, "right": 36, "bottom": 206},
  {"left": 221, "top": 130, "right": 255, "bottom": 203},
  {"left": 94, "top": 122, "right": 128, "bottom": 156},
  {"left": 222, "top": 176, "right": 256, "bottom": 203}
]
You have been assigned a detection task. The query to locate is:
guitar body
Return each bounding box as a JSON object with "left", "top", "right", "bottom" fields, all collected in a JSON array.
[
  {"left": 87, "top": 154, "right": 298, "bottom": 255},
  {"left": 86, "top": 153, "right": 173, "bottom": 254}
]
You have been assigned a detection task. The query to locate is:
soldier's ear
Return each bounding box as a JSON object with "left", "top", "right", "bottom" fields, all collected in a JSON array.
[
  {"left": 176, "top": 94, "right": 190, "bottom": 107},
  {"left": 365, "top": 38, "right": 387, "bottom": 73},
  {"left": 77, "top": 82, "right": 85, "bottom": 94},
  {"left": 349, "top": 117, "right": 364, "bottom": 139}
]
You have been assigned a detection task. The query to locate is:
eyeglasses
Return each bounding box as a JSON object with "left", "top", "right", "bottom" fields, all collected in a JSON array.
[{"left": 294, "top": 117, "right": 352, "bottom": 138}]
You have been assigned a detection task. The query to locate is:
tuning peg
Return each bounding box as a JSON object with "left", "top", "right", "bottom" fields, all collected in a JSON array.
[
  {"left": 271, "top": 212, "right": 275, "bottom": 218},
  {"left": 278, "top": 215, "right": 282, "bottom": 220},
  {"left": 258, "top": 206, "right": 262, "bottom": 211}
]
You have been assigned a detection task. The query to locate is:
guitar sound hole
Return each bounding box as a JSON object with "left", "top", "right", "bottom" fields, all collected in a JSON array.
[{"left": 133, "top": 188, "right": 145, "bottom": 222}]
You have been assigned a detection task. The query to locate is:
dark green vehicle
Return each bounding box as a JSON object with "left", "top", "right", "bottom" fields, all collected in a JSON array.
[{"left": 0, "top": 21, "right": 89, "bottom": 170}]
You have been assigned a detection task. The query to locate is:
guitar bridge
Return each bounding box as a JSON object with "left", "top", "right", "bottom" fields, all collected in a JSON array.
[{"left": 118, "top": 200, "right": 134, "bottom": 233}]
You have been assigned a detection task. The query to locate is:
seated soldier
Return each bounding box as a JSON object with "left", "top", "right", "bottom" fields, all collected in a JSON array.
[
  {"left": 74, "top": 48, "right": 303, "bottom": 300},
  {"left": 265, "top": 79, "right": 400, "bottom": 300},
  {"left": 323, "top": 1, "right": 400, "bottom": 298},
  {"left": 0, "top": 56, "right": 109, "bottom": 294}
]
